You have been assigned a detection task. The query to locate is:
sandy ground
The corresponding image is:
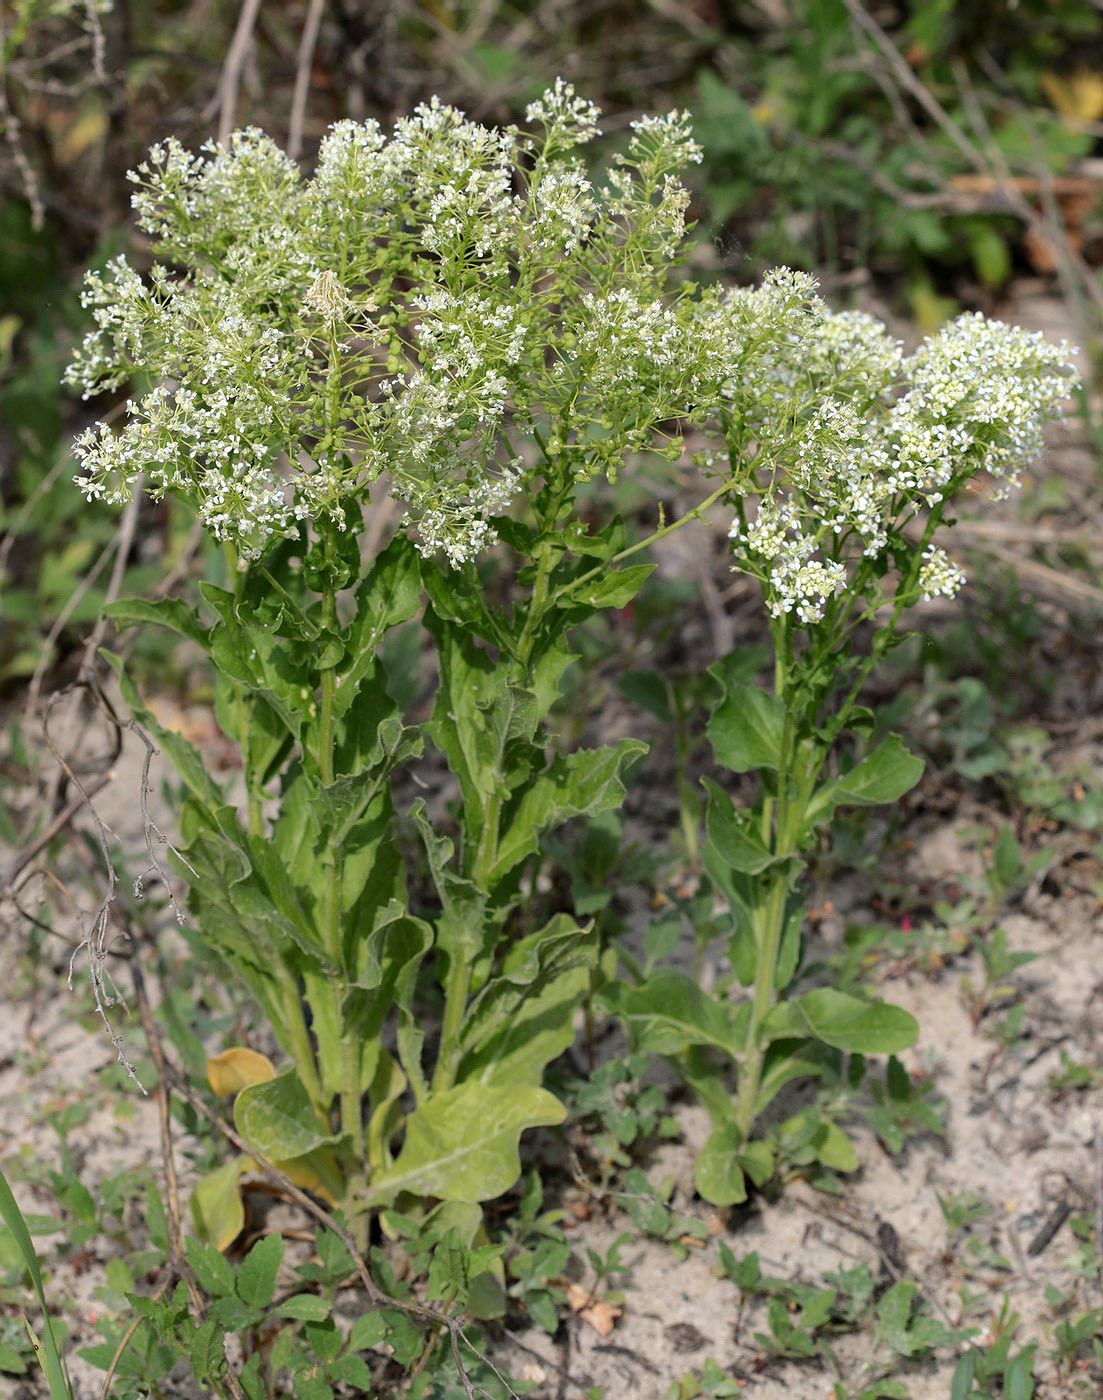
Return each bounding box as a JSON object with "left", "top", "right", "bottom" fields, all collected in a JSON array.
[{"left": 4, "top": 753, "right": 1102, "bottom": 1398}]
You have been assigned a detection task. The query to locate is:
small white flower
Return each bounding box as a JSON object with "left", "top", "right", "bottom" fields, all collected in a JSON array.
[{"left": 918, "top": 546, "right": 966, "bottom": 601}]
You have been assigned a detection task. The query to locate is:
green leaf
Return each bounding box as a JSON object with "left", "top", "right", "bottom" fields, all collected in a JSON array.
[
  {"left": 274, "top": 1294, "right": 331, "bottom": 1321},
  {"left": 188, "top": 1317, "right": 226, "bottom": 1384},
  {"left": 807, "top": 736, "right": 923, "bottom": 826},
  {"left": 602, "top": 971, "right": 744, "bottom": 1055},
  {"left": 316, "top": 717, "right": 421, "bottom": 848},
  {"left": 105, "top": 596, "right": 209, "bottom": 649},
  {"left": 618, "top": 670, "right": 672, "bottom": 722},
  {"left": 423, "top": 614, "right": 541, "bottom": 868},
  {"left": 334, "top": 535, "right": 421, "bottom": 717},
  {"left": 489, "top": 739, "right": 648, "bottom": 887},
  {"left": 347, "top": 1312, "right": 389, "bottom": 1351},
  {"left": 185, "top": 1236, "right": 235, "bottom": 1299},
  {"left": 754, "top": 1041, "right": 829, "bottom": 1115},
  {"left": 368, "top": 1082, "right": 565, "bottom": 1205},
  {"left": 763, "top": 989, "right": 918, "bottom": 1055},
  {"left": 460, "top": 915, "right": 598, "bottom": 1086},
  {"left": 707, "top": 682, "right": 785, "bottom": 773},
  {"left": 234, "top": 1069, "right": 338, "bottom": 1161},
  {"left": 816, "top": 1121, "right": 860, "bottom": 1173},
  {"left": 328, "top": 1355, "right": 377, "bottom": 1388},
  {"left": 410, "top": 801, "right": 486, "bottom": 967},
  {"left": 421, "top": 556, "right": 506, "bottom": 648},
  {"left": 569, "top": 564, "right": 654, "bottom": 610},
  {"left": 0, "top": 1342, "right": 28, "bottom": 1374},
  {"left": 739, "top": 1140, "right": 776, "bottom": 1188},
  {"left": 703, "top": 779, "right": 777, "bottom": 874},
  {"left": 694, "top": 1127, "right": 748, "bottom": 1207},
  {"left": 236, "top": 1232, "right": 283, "bottom": 1309}
]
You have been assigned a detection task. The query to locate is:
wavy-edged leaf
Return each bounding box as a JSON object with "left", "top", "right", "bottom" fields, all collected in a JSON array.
[
  {"left": 367, "top": 1082, "right": 564, "bottom": 1205},
  {"left": 335, "top": 535, "right": 422, "bottom": 716},
  {"left": 460, "top": 915, "right": 597, "bottom": 1086},
  {"left": 602, "top": 971, "right": 743, "bottom": 1055},
  {"left": 234, "top": 1068, "right": 338, "bottom": 1161},
  {"left": 807, "top": 735, "right": 923, "bottom": 827},
  {"left": 489, "top": 739, "right": 647, "bottom": 887}
]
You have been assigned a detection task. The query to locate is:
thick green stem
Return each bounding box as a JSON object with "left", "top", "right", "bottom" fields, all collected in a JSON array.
[
  {"left": 432, "top": 958, "right": 472, "bottom": 1094},
  {"left": 733, "top": 628, "right": 802, "bottom": 1141},
  {"left": 733, "top": 873, "right": 790, "bottom": 1138},
  {"left": 314, "top": 537, "right": 364, "bottom": 1159},
  {"left": 433, "top": 779, "right": 503, "bottom": 1094},
  {"left": 224, "top": 542, "right": 265, "bottom": 838},
  {"left": 433, "top": 481, "right": 566, "bottom": 1094},
  {"left": 279, "top": 970, "right": 326, "bottom": 1123}
]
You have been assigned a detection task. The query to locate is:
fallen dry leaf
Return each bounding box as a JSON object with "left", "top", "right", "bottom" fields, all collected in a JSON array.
[{"left": 566, "top": 1282, "right": 623, "bottom": 1338}]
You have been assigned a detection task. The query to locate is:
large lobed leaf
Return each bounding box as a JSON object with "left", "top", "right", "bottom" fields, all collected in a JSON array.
[{"left": 367, "top": 1082, "right": 565, "bottom": 1205}]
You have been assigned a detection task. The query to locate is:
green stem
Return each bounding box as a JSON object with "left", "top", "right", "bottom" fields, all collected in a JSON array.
[
  {"left": 732, "top": 511, "right": 946, "bottom": 1141},
  {"left": 433, "top": 762, "right": 504, "bottom": 1094},
  {"left": 545, "top": 471, "right": 743, "bottom": 613},
  {"left": 434, "top": 476, "right": 569, "bottom": 1094},
  {"left": 733, "top": 625, "right": 802, "bottom": 1141},
  {"left": 279, "top": 970, "right": 326, "bottom": 1123},
  {"left": 431, "top": 958, "right": 472, "bottom": 1094},
  {"left": 224, "top": 542, "right": 265, "bottom": 837},
  {"left": 314, "top": 529, "right": 364, "bottom": 1159}
]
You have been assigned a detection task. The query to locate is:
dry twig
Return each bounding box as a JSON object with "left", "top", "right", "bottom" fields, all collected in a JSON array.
[
  {"left": 218, "top": 0, "right": 263, "bottom": 147},
  {"left": 287, "top": 0, "right": 325, "bottom": 160}
]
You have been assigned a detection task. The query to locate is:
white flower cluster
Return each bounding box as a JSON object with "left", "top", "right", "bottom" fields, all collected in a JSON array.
[
  {"left": 713, "top": 274, "right": 1077, "bottom": 626},
  {"left": 524, "top": 78, "right": 601, "bottom": 148},
  {"left": 68, "top": 86, "right": 717, "bottom": 564},
  {"left": 728, "top": 501, "right": 846, "bottom": 625},
  {"left": 918, "top": 546, "right": 966, "bottom": 601}
]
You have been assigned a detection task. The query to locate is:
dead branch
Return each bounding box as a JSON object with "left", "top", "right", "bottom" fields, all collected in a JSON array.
[
  {"left": 218, "top": 0, "right": 263, "bottom": 147},
  {"left": 287, "top": 0, "right": 325, "bottom": 160}
]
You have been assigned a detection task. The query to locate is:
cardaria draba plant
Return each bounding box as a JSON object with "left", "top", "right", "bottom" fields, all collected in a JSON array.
[
  {"left": 69, "top": 84, "right": 742, "bottom": 1245},
  {"left": 607, "top": 272, "right": 1077, "bottom": 1205}
]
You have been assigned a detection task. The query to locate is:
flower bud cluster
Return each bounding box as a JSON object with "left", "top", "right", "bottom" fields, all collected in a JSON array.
[
  {"left": 67, "top": 88, "right": 1076, "bottom": 583},
  {"left": 67, "top": 85, "right": 721, "bottom": 563},
  {"left": 714, "top": 275, "right": 1077, "bottom": 626}
]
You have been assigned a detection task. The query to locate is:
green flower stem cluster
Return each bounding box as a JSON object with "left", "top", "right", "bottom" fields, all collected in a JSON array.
[
  {"left": 609, "top": 282, "right": 1077, "bottom": 1205},
  {"left": 78, "top": 85, "right": 732, "bottom": 1244},
  {"left": 72, "top": 84, "right": 1076, "bottom": 1237}
]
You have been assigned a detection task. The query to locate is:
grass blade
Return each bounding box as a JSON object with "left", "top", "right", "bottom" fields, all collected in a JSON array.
[{"left": 0, "top": 1162, "right": 74, "bottom": 1400}]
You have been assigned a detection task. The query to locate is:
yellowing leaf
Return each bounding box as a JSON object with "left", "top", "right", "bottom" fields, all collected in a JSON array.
[
  {"left": 191, "top": 1156, "right": 250, "bottom": 1250},
  {"left": 273, "top": 1155, "right": 338, "bottom": 1205},
  {"left": 1042, "top": 70, "right": 1103, "bottom": 122},
  {"left": 191, "top": 1149, "right": 338, "bottom": 1252},
  {"left": 367, "top": 1081, "right": 565, "bottom": 1205},
  {"left": 207, "top": 1047, "right": 276, "bottom": 1097},
  {"left": 56, "top": 105, "right": 108, "bottom": 164}
]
